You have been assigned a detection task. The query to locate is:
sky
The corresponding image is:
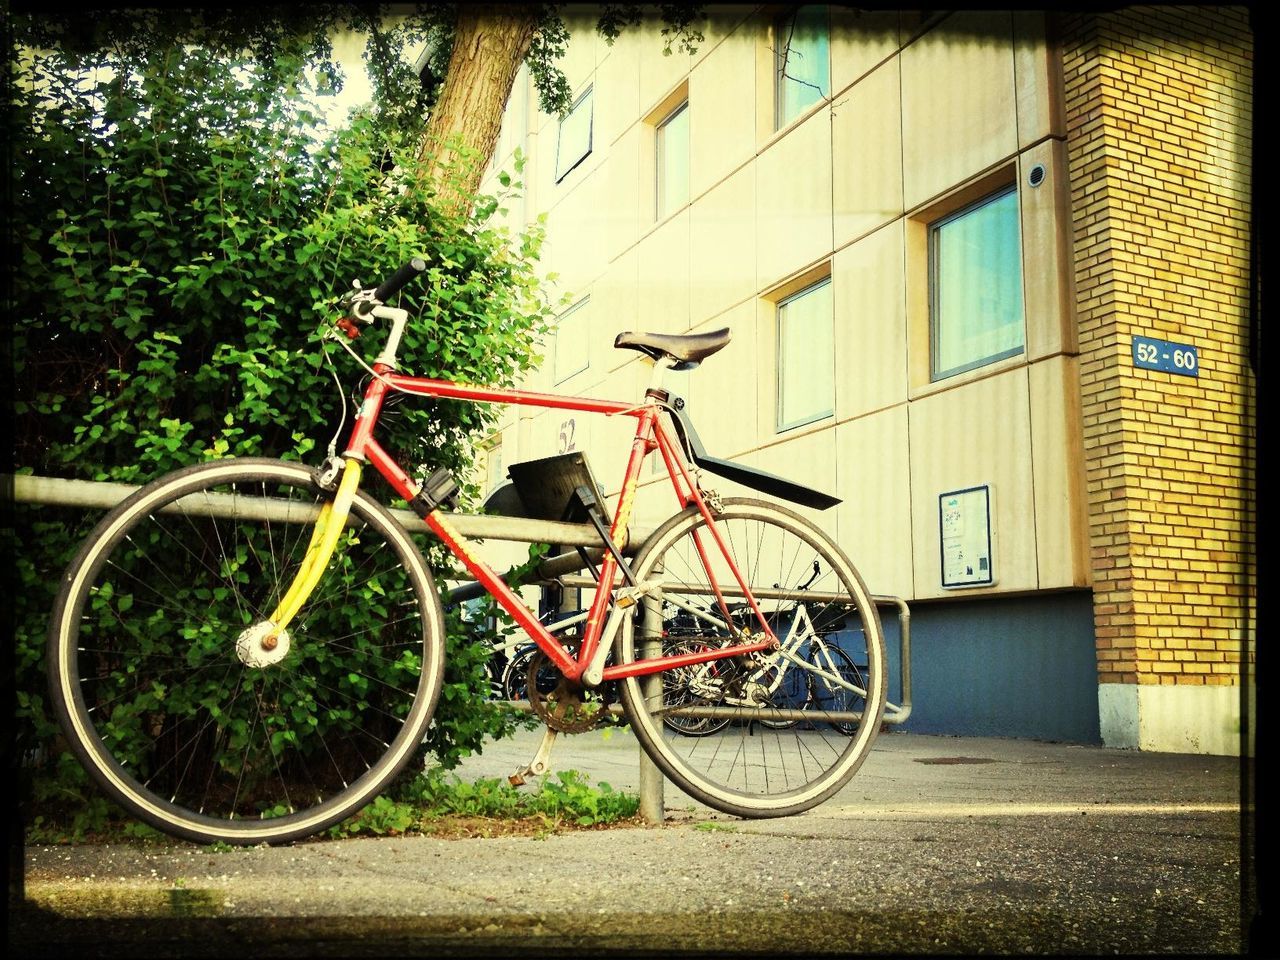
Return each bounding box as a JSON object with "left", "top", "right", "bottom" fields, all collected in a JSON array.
[{"left": 313, "top": 29, "right": 427, "bottom": 134}]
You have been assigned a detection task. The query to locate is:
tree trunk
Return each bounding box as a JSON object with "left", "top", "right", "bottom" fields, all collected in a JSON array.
[{"left": 418, "top": 5, "right": 540, "bottom": 210}]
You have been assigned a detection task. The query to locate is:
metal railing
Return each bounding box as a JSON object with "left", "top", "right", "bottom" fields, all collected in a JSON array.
[{"left": 8, "top": 470, "right": 912, "bottom": 819}]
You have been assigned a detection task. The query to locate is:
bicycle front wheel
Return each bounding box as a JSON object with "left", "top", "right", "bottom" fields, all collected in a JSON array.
[
  {"left": 617, "top": 498, "right": 886, "bottom": 818},
  {"left": 47, "top": 458, "right": 446, "bottom": 845}
]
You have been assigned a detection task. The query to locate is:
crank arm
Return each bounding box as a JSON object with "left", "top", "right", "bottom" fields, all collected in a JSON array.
[{"left": 508, "top": 727, "right": 558, "bottom": 786}]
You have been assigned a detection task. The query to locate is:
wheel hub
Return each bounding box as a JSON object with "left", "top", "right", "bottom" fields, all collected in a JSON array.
[{"left": 236, "top": 621, "right": 291, "bottom": 668}]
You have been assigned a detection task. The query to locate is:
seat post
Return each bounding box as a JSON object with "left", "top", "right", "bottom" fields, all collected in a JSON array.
[{"left": 645, "top": 355, "right": 678, "bottom": 396}]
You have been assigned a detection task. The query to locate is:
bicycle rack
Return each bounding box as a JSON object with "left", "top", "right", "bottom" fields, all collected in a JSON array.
[
  {"left": 10, "top": 470, "right": 914, "bottom": 822},
  {"left": 874, "top": 595, "right": 913, "bottom": 726},
  {"left": 7, "top": 465, "right": 913, "bottom": 722}
]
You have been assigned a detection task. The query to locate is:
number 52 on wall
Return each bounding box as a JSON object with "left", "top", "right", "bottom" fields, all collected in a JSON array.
[{"left": 1132, "top": 335, "right": 1199, "bottom": 377}]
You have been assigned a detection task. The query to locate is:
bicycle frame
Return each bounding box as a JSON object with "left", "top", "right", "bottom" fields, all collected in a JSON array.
[
  {"left": 341, "top": 358, "right": 780, "bottom": 688},
  {"left": 676, "top": 594, "right": 868, "bottom": 704},
  {"left": 768, "top": 611, "right": 868, "bottom": 698}
]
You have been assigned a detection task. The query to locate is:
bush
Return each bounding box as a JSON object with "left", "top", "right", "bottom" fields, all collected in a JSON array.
[{"left": 8, "top": 30, "right": 555, "bottom": 826}]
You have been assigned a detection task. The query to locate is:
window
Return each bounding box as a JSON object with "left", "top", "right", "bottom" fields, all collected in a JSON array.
[
  {"left": 775, "top": 5, "right": 829, "bottom": 129},
  {"left": 776, "top": 278, "right": 834, "bottom": 430},
  {"left": 555, "top": 86, "right": 593, "bottom": 183},
  {"left": 483, "top": 437, "right": 504, "bottom": 494},
  {"left": 655, "top": 100, "right": 689, "bottom": 220},
  {"left": 554, "top": 298, "right": 590, "bottom": 383},
  {"left": 929, "top": 187, "right": 1025, "bottom": 381}
]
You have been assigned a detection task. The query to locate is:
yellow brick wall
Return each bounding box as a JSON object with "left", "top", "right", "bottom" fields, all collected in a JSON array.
[{"left": 1061, "top": 6, "right": 1254, "bottom": 687}]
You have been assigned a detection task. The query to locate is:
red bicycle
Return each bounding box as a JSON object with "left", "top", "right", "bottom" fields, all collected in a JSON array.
[{"left": 47, "top": 259, "right": 887, "bottom": 845}]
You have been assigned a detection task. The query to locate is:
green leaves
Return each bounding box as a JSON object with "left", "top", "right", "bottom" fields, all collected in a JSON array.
[
  {"left": 13, "top": 39, "right": 555, "bottom": 486},
  {"left": 10, "top": 25, "right": 557, "bottom": 826}
]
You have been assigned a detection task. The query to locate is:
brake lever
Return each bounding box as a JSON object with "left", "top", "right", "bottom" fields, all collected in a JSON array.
[{"left": 333, "top": 281, "right": 380, "bottom": 339}]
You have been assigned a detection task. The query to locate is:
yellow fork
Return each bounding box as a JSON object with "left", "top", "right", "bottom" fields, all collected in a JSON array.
[{"left": 262, "top": 458, "right": 364, "bottom": 638}]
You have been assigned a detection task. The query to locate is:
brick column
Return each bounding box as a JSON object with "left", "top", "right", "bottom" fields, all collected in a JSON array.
[{"left": 1060, "top": 6, "right": 1254, "bottom": 753}]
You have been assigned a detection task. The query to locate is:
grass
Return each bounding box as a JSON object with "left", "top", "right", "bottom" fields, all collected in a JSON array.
[
  {"left": 330, "top": 768, "right": 643, "bottom": 840},
  {"left": 24, "top": 768, "right": 643, "bottom": 846},
  {"left": 693, "top": 820, "right": 739, "bottom": 833}
]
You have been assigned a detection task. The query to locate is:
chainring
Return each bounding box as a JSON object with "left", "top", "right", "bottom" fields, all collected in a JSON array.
[{"left": 526, "top": 648, "right": 611, "bottom": 734}]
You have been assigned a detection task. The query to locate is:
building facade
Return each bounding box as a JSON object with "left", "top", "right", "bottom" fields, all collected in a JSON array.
[{"left": 472, "top": 6, "right": 1255, "bottom": 755}]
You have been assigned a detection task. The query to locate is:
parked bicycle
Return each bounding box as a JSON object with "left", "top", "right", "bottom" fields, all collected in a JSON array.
[
  {"left": 47, "top": 258, "right": 887, "bottom": 845},
  {"left": 658, "top": 563, "right": 867, "bottom": 738}
]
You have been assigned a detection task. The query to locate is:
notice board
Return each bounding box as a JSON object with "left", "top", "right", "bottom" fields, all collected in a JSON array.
[{"left": 939, "top": 485, "right": 995, "bottom": 589}]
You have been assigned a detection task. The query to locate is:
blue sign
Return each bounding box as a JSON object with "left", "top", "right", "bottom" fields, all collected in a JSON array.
[{"left": 1132, "top": 336, "right": 1198, "bottom": 377}]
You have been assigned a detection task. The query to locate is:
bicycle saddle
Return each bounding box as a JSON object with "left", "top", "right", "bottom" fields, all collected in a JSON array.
[{"left": 614, "top": 328, "right": 731, "bottom": 370}]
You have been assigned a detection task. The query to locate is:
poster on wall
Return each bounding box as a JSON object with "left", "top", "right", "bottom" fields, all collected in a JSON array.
[{"left": 939, "top": 485, "right": 995, "bottom": 589}]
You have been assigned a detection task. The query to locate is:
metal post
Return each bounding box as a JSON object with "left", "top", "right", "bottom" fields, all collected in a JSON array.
[
  {"left": 637, "top": 566, "right": 664, "bottom": 823},
  {"left": 874, "top": 595, "right": 913, "bottom": 724}
]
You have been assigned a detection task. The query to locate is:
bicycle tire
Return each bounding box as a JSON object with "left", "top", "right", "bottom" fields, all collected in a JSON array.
[
  {"left": 47, "top": 458, "right": 446, "bottom": 845},
  {"left": 501, "top": 645, "right": 540, "bottom": 701},
  {"left": 659, "top": 637, "right": 733, "bottom": 737},
  {"left": 808, "top": 642, "right": 867, "bottom": 737},
  {"left": 617, "top": 498, "right": 886, "bottom": 818}
]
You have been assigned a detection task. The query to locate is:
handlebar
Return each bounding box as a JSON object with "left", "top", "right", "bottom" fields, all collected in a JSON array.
[
  {"left": 337, "top": 258, "right": 428, "bottom": 337},
  {"left": 372, "top": 257, "right": 427, "bottom": 305},
  {"left": 347, "top": 257, "right": 427, "bottom": 317}
]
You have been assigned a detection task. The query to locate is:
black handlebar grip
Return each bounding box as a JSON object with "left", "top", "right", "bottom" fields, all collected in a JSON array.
[{"left": 373, "top": 257, "right": 427, "bottom": 303}]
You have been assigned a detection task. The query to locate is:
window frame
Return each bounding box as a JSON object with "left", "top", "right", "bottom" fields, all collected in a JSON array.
[
  {"left": 555, "top": 86, "right": 594, "bottom": 184},
  {"left": 481, "top": 435, "right": 505, "bottom": 495},
  {"left": 655, "top": 99, "right": 690, "bottom": 221},
  {"left": 553, "top": 297, "right": 590, "bottom": 384},
  {"left": 927, "top": 185, "right": 1026, "bottom": 382},
  {"left": 775, "top": 276, "right": 835, "bottom": 433},
  {"left": 774, "top": 4, "right": 831, "bottom": 130}
]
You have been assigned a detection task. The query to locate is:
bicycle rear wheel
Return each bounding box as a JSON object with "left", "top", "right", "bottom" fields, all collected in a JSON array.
[
  {"left": 617, "top": 498, "right": 886, "bottom": 818},
  {"left": 47, "top": 458, "right": 446, "bottom": 845},
  {"left": 501, "top": 644, "right": 561, "bottom": 702}
]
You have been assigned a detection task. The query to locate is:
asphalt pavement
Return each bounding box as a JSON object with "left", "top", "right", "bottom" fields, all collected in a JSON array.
[{"left": 9, "top": 727, "right": 1259, "bottom": 957}]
